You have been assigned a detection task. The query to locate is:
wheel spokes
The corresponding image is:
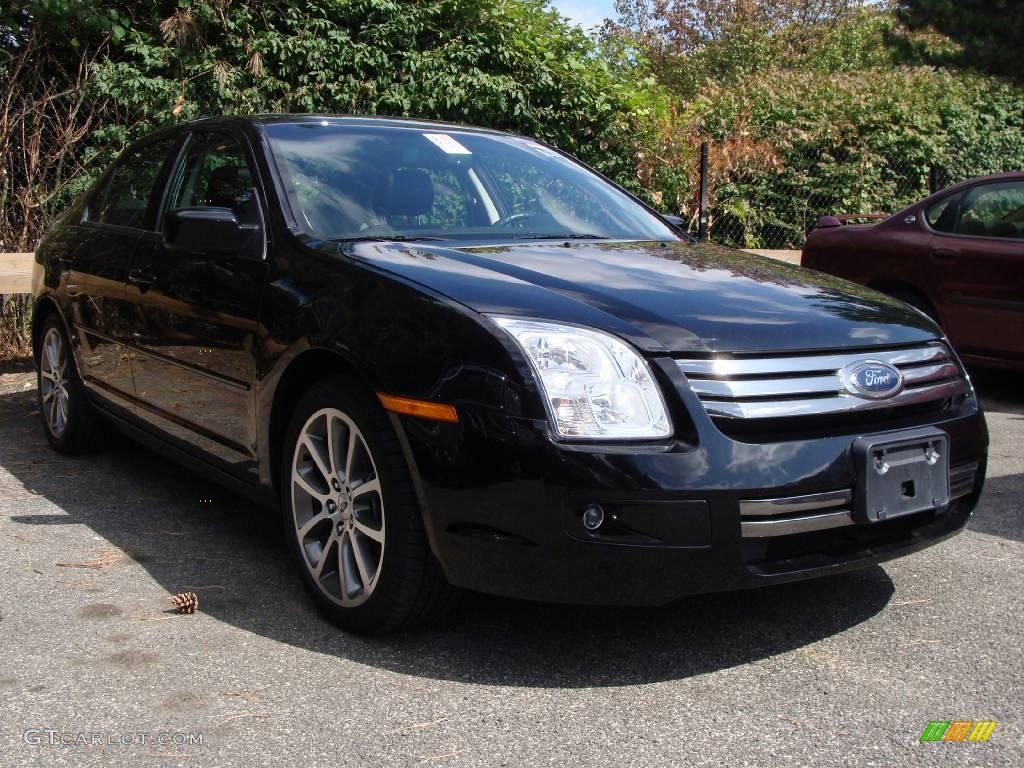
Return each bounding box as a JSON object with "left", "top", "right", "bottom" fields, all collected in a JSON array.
[
  {"left": 293, "top": 468, "right": 329, "bottom": 503},
  {"left": 343, "top": 427, "right": 358, "bottom": 483},
  {"left": 302, "top": 433, "right": 332, "bottom": 483},
  {"left": 57, "top": 394, "right": 68, "bottom": 431},
  {"left": 49, "top": 396, "right": 59, "bottom": 432},
  {"left": 354, "top": 518, "right": 385, "bottom": 544},
  {"left": 46, "top": 332, "right": 61, "bottom": 371},
  {"left": 297, "top": 509, "right": 331, "bottom": 540},
  {"left": 351, "top": 477, "right": 380, "bottom": 500},
  {"left": 313, "top": 534, "right": 337, "bottom": 579},
  {"left": 348, "top": 533, "right": 374, "bottom": 590},
  {"left": 326, "top": 414, "right": 345, "bottom": 479},
  {"left": 291, "top": 407, "right": 386, "bottom": 609},
  {"left": 40, "top": 329, "right": 71, "bottom": 438}
]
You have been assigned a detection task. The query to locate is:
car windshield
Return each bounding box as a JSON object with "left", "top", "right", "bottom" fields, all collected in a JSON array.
[{"left": 263, "top": 122, "right": 677, "bottom": 243}]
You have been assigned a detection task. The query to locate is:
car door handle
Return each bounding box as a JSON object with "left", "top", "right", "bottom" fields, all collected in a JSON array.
[
  {"left": 931, "top": 248, "right": 957, "bottom": 263},
  {"left": 127, "top": 268, "right": 157, "bottom": 291}
]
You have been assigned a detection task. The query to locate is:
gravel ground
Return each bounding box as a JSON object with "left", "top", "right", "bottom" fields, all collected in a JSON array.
[{"left": 0, "top": 357, "right": 1020, "bottom": 768}]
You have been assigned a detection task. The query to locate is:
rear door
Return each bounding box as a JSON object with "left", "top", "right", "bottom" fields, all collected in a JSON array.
[
  {"left": 926, "top": 180, "right": 1024, "bottom": 364},
  {"left": 126, "top": 128, "right": 269, "bottom": 477},
  {"left": 67, "top": 135, "right": 182, "bottom": 412}
]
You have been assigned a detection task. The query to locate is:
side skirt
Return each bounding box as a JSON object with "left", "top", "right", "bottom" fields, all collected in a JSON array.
[{"left": 92, "top": 402, "right": 278, "bottom": 510}]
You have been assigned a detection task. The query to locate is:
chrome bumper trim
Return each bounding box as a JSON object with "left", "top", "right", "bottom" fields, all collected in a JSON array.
[
  {"left": 740, "top": 489, "right": 855, "bottom": 538},
  {"left": 739, "top": 489, "right": 851, "bottom": 517},
  {"left": 741, "top": 509, "right": 855, "bottom": 538}
]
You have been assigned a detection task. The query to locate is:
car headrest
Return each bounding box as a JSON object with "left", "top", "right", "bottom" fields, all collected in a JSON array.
[
  {"left": 959, "top": 217, "right": 988, "bottom": 237},
  {"left": 204, "top": 164, "right": 253, "bottom": 211},
  {"left": 373, "top": 168, "right": 434, "bottom": 218}
]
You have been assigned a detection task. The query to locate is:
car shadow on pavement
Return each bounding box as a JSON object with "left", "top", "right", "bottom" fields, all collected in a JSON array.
[
  {"left": 1, "top": 386, "right": 897, "bottom": 688},
  {"left": 971, "top": 366, "right": 1024, "bottom": 416},
  {"left": 971, "top": 473, "right": 1024, "bottom": 543},
  {"left": 968, "top": 366, "right": 1024, "bottom": 543}
]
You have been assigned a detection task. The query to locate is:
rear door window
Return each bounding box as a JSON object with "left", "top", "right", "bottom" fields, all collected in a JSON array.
[
  {"left": 924, "top": 193, "right": 961, "bottom": 233},
  {"left": 92, "top": 137, "right": 179, "bottom": 229}
]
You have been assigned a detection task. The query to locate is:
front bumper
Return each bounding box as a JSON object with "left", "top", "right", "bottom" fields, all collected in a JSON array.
[{"left": 394, "top": 364, "right": 988, "bottom": 607}]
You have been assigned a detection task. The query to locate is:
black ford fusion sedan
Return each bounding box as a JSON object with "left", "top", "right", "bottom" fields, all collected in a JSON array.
[{"left": 33, "top": 115, "right": 987, "bottom": 632}]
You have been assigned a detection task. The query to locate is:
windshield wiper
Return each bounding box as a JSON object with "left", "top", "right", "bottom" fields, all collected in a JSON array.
[
  {"left": 512, "top": 233, "right": 610, "bottom": 240},
  {"left": 333, "top": 234, "right": 447, "bottom": 244}
]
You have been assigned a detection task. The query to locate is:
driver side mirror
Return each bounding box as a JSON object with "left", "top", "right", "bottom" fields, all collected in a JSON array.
[
  {"left": 815, "top": 216, "right": 843, "bottom": 229},
  {"left": 164, "top": 207, "right": 254, "bottom": 255},
  {"left": 661, "top": 213, "right": 687, "bottom": 231}
]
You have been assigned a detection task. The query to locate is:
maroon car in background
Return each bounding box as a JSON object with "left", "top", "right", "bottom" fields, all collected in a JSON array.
[{"left": 802, "top": 172, "right": 1024, "bottom": 371}]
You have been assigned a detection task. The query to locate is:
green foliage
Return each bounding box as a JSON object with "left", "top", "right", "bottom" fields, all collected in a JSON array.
[
  {"left": 3, "top": 0, "right": 1023, "bottom": 261},
  {"left": 607, "top": 3, "right": 1024, "bottom": 247},
  {"left": 688, "top": 62, "right": 1024, "bottom": 247},
  {"left": 2, "top": 0, "right": 684, "bottom": 223},
  {"left": 0, "top": 0, "right": 691, "bottom": 292},
  {"left": 897, "top": 0, "right": 1024, "bottom": 81}
]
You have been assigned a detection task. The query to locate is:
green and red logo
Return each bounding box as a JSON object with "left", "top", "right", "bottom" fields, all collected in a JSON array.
[{"left": 920, "top": 720, "right": 997, "bottom": 742}]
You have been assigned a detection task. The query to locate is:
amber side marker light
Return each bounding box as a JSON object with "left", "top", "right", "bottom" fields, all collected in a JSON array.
[{"left": 377, "top": 393, "right": 459, "bottom": 423}]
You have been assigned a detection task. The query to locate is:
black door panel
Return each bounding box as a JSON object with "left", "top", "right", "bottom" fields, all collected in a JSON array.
[
  {"left": 64, "top": 225, "right": 139, "bottom": 407},
  {"left": 64, "top": 134, "right": 183, "bottom": 411},
  {"left": 127, "top": 130, "right": 268, "bottom": 476}
]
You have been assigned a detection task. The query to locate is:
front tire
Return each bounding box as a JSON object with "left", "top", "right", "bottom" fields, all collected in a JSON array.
[{"left": 280, "top": 375, "right": 454, "bottom": 633}]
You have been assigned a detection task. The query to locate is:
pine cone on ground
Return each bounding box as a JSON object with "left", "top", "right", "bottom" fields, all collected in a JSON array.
[{"left": 169, "top": 591, "right": 199, "bottom": 615}]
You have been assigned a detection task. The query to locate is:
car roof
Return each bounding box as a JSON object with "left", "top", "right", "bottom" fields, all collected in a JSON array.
[
  {"left": 936, "top": 170, "right": 1024, "bottom": 195},
  {"left": 184, "top": 114, "right": 517, "bottom": 138}
]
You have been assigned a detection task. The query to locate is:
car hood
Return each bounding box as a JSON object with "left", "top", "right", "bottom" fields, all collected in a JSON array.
[{"left": 345, "top": 239, "right": 940, "bottom": 354}]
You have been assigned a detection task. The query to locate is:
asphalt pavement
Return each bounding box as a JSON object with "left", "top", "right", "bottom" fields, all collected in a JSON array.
[{"left": 0, "top": 358, "right": 1020, "bottom": 767}]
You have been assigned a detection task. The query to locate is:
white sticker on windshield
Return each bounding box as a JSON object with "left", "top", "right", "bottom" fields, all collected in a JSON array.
[
  {"left": 423, "top": 133, "right": 472, "bottom": 155},
  {"left": 522, "top": 141, "right": 560, "bottom": 158}
]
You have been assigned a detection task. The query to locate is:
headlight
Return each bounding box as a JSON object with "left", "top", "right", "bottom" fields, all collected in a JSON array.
[{"left": 493, "top": 317, "right": 672, "bottom": 440}]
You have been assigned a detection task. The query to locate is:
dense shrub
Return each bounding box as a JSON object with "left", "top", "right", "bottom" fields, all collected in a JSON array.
[
  {"left": 656, "top": 8, "right": 1024, "bottom": 247},
  {"left": 687, "top": 66, "right": 1024, "bottom": 247},
  {"left": 1, "top": 0, "right": 684, "bottom": 255}
]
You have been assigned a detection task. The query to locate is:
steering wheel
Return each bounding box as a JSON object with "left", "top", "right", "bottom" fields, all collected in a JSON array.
[{"left": 492, "top": 212, "right": 534, "bottom": 229}]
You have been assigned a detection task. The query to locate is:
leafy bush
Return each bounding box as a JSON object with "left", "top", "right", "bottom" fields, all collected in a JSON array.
[
  {"left": 1, "top": 0, "right": 682, "bottom": 256},
  {"left": 671, "top": 10, "right": 1024, "bottom": 247}
]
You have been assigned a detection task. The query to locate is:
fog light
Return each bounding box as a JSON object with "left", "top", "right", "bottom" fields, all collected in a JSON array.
[{"left": 582, "top": 504, "right": 605, "bottom": 531}]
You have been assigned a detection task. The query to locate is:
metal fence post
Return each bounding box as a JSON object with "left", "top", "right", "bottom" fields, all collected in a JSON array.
[
  {"left": 698, "top": 141, "right": 709, "bottom": 242},
  {"left": 929, "top": 166, "right": 939, "bottom": 195}
]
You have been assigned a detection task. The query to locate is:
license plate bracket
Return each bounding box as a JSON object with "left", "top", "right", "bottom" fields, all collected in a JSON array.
[{"left": 853, "top": 428, "right": 950, "bottom": 523}]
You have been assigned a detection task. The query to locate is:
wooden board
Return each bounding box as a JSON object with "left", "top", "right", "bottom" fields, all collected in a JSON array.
[{"left": 0, "top": 253, "right": 34, "bottom": 295}]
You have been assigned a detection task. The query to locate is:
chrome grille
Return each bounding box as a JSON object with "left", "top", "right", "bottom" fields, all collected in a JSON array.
[{"left": 676, "top": 342, "right": 966, "bottom": 420}]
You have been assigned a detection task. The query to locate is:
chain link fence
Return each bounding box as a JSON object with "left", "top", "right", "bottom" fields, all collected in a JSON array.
[{"left": 685, "top": 139, "right": 1024, "bottom": 250}]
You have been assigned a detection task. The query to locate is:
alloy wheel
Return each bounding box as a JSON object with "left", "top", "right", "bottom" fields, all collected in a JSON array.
[
  {"left": 39, "top": 327, "right": 70, "bottom": 438},
  {"left": 290, "top": 407, "right": 385, "bottom": 607}
]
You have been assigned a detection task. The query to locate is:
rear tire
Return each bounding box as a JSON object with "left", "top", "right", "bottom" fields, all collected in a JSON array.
[
  {"left": 280, "top": 374, "right": 455, "bottom": 634},
  {"left": 36, "top": 314, "right": 105, "bottom": 454},
  {"left": 886, "top": 287, "right": 940, "bottom": 325}
]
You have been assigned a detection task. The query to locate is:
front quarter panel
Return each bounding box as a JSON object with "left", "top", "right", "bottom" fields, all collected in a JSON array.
[{"left": 255, "top": 243, "right": 541, "bottom": 496}]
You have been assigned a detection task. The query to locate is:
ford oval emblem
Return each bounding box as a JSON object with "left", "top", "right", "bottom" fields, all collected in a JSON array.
[{"left": 840, "top": 360, "right": 904, "bottom": 400}]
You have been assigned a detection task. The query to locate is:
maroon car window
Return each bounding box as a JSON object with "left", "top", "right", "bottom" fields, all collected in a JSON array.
[
  {"left": 925, "top": 193, "right": 961, "bottom": 233},
  {"left": 92, "top": 137, "right": 178, "bottom": 229},
  {"left": 956, "top": 181, "right": 1024, "bottom": 240}
]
